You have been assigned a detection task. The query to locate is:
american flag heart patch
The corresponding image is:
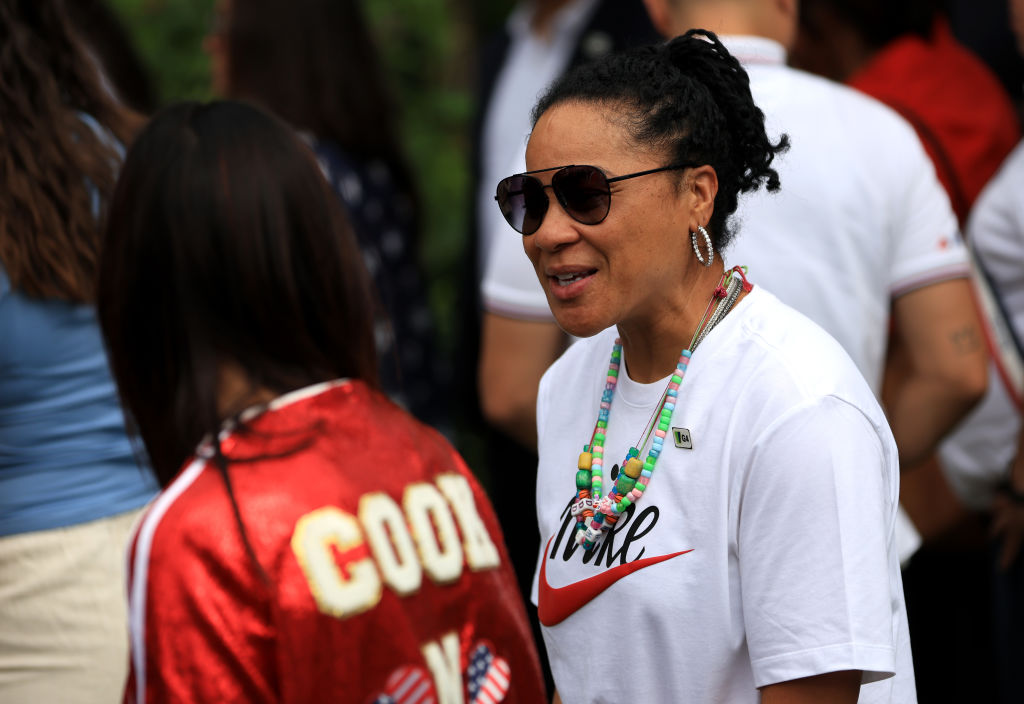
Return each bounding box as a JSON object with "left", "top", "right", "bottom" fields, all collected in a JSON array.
[
  {"left": 372, "top": 665, "right": 435, "bottom": 704},
  {"left": 466, "top": 642, "right": 511, "bottom": 704},
  {"left": 371, "top": 640, "right": 511, "bottom": 704}
]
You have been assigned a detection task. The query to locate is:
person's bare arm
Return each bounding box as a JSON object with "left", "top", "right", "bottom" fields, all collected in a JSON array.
[
  {"left": 885, "top": 278, "right": 988, "bottom": 469},
  {"left": 478, "top": 312, "right": 567, "bottom": 449},
  {"left": 552, "top": 689, "right": 562, "bottom": 704},
  {"left": 759, "top": 670, "right": 861, "bottom": 703}
]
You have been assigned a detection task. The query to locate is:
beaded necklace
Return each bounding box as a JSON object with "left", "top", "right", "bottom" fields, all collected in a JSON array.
[{"left": 570, "top": 265, "right": 752, "bottom": 550}]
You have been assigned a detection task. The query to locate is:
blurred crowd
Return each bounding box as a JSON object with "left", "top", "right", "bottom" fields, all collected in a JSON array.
[{"left": 2, "top": 0, "right": 1024, "bottom": 702}]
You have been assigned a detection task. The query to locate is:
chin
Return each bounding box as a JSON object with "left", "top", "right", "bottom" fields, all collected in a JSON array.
[{"left": 551, "top": 309, "right": 609, "bottom": 339}]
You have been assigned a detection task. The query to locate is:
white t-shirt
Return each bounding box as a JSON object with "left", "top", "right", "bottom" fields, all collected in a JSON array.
[
  {"left": 482, "top": 36, "right": 968, "bottom": 397},
  {"left": 531, "top": 289, "right": 914, "bottom": 703},
  {"left": 938, "top": 141, "right": 1024, "bottom": 508}
]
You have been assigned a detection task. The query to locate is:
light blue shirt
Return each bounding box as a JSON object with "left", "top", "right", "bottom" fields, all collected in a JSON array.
[{"left": 0, "top": 265, "right": 157, "bottom": 536}]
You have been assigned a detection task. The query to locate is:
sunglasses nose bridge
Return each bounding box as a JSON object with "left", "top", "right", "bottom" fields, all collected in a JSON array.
[{"left": 531, "top": 188, "right": 589, "bottom": 252}]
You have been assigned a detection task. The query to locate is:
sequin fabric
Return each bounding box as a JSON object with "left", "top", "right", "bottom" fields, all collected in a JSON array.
[{"left": 123, "top": 381, "right": 544, "bottom": 703}]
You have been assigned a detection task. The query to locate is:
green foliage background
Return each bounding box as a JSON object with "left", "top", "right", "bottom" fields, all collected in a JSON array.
[{"left": 107, "top": 0, "right": 515, "bottom": 357}]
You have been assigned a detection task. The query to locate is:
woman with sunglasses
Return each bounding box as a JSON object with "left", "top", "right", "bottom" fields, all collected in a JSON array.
[
  {"left": 98, "top": 100, "right": 546, "bottom": 703},
  {"left": 497, "top": 30, "right": 913, "bottom": 703}
]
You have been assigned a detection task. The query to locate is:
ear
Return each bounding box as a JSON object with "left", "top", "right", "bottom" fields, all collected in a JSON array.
[
  {"left": 641, "top": 0, "right": 675, "bottom": 39},
  {"left": 685, "top": 165, "right": 718, "bottom": 232}
]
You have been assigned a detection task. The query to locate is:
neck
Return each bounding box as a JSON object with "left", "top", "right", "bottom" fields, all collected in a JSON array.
[
  {"left": 617, "top": 260, "right": 732, "bottom": 383},
  {"left": 667, "top": 0, "right": 794, "bottom": 50},
  {"left": 217, "top": 362, "right": 278, "bottom": 419}
]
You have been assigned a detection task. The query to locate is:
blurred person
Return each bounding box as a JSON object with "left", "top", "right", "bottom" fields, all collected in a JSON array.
[
  {"left": 936, "top": 5, "right": 1024, "bottom": 699},
  {"left": 499, "top": 29, "right": 915, "bottom": 702},
  {"left": 792, "top": 1, "right": 1019, "bottom": 696},
  {"left": 98, "top": 100, "right": 547, "bottom": 704},
  {"left": 939, "top": 140, "right": 1024, "bottom": 702},
  {"left": 204, "top": 0, "right": 446, "bottom": 430},
  {"left": 64, "top": 0, "right": 157, "bottom": 114},
  {"left": 793, "top": 0, "right": 1019, "bottom": 223},
  {"left": 0, "top": 0, "right": 157, "bottom": 701}
]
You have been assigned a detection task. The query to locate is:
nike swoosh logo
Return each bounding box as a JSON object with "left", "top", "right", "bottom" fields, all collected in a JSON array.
[{"left": 538, "top": 536, "right": 692, "bottom": 626}]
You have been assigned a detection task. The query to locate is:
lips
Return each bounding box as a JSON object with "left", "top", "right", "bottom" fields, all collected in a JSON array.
[
  {"left": 546, "top": 268, "right": 596, "bottom": 300},
  {"left": 554, "top": 271, "right": 592, "bottom": 286}
]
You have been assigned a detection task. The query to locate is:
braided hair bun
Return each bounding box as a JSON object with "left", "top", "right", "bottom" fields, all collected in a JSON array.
[{"left": 531, "top": 29, "right": 788, "bottom": 250}]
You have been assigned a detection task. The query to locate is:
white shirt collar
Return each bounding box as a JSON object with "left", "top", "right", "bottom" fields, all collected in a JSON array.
[{"left": 718, "top": 34, "right": 787, "bottom": 67}]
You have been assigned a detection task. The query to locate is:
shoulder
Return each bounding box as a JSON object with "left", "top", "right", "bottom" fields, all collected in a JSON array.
[
  {"left": 713, "top": 291, "right": 898, "bottom": 477},
  {"left": 975, "top": 141, "right": 1024, "bottom": 209},
  {"left": 138, "top": 382, "right": 469, "bottom": 563},
  {"left": 130, "top": 457, "right": 225, "bottom": 576},
  {"left": 968, "top": 141, "right": 1024, "bottom": 276},
  {"left": 726, "top": 290, "right": 886, "bottom": 415}
]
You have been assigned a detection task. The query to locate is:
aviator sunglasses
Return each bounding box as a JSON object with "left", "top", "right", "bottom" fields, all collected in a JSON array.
[{"left": 495, "top": 162, "right": 696, "bottom": 236}]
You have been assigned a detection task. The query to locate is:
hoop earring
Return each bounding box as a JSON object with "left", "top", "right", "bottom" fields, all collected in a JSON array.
[{"left": 691, "top": 225, "right": 714, "bottom": 267}]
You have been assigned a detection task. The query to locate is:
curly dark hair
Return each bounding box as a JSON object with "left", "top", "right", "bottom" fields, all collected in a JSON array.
[
  {"left": 0, "top": 0, "right": 138, "bottom": 302},
  {"left": 531, "top": 29, "right": 788, "bottom": 250}
]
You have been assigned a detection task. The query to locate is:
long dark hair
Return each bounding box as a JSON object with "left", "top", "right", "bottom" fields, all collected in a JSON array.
[
  {"left": 97, "top": 100, "right": 379, "bottom": 486},
  {"left": 532, "top": 29, "right": 788, "bottom": 251},
  {"left": 218, "top": 0, "right": 419, "bottom": 229},
  {"left": 0, "top": 0, "right": 138, "bottom": 301}
]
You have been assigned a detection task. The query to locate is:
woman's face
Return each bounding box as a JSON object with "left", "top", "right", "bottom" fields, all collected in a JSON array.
[{"left": 523, "top": 101, "right": 703, "bottom": 338}]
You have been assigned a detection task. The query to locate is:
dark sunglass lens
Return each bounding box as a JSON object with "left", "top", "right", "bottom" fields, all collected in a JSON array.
[
  {"left": 554, "top": 166, "right": 610, "bottom": 225},
  {"left": 496, "top": 175, "right": 547, "bottom": 235}
]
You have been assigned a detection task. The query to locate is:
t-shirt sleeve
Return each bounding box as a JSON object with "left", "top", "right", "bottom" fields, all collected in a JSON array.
[
  {"left": 737, "top": 395, "right": 899, "bottom": 688},
  {"left": 887, "top": 129, "right": 969, "bottom": 295}
]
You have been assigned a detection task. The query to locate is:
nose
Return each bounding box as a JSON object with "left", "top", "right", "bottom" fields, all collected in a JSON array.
[{"left": 530, "top": 192, "right": 582, "bottom": 253}]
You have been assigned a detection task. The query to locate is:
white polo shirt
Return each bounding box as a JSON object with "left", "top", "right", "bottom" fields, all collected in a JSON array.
[{"left": 725, "top": 35, "right": 967, "bottom": 396}]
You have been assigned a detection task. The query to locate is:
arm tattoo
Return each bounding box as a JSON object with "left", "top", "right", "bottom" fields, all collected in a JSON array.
[{"left": 950, "top": 326, "right": 983, "bottom": 355}]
